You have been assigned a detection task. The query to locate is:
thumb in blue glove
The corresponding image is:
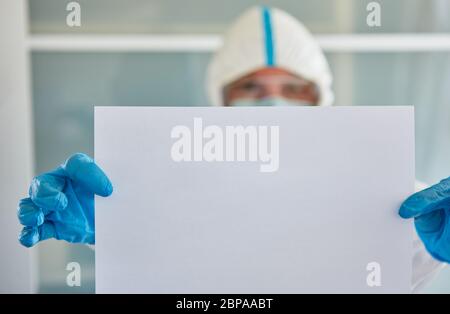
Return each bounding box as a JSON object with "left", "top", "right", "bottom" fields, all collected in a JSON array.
[
  {"left": 17, "top": 153, "right": 113, "bottom": 247},
  {"left": 399, "top": 177, "right": 450, "bottom": 262}
]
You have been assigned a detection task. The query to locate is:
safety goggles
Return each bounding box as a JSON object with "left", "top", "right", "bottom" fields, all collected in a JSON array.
[{"left": 225, "top": 75, "right": 319, "bottom": 101}]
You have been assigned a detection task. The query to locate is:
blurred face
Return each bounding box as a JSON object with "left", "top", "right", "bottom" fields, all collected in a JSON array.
[{"left": 223, "top": 67, "right": 320, "bottom": 106}]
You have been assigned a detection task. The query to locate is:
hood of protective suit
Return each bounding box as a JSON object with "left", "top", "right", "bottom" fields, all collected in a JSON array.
[{"left": 207, "top": 6, "right": 334, "bottom": 106}]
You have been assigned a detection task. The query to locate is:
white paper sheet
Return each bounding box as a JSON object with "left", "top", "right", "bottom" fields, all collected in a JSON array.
[{"left": 95, "top": 106, "right": 414, "bottom": 293}]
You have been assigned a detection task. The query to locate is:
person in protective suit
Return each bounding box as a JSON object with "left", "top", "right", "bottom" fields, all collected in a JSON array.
[{"left": 17, "top": 6, "right": 449, "bottom": 292}]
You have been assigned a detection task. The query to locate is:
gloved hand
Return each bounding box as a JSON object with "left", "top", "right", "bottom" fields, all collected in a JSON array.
[
  {"left": 17, "top": 153, "right": 113, "bottom": 247},
  {"left": 399, "top": 177, "right": 450, "bottom": 263}
]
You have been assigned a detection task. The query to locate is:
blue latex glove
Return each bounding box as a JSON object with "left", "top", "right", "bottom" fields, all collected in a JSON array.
[
  {"left": 399, "top": 177, "right": 450, "bottom": 263},
  {"left": 17, "top": 153, "right": 113, "bottom": 247}
]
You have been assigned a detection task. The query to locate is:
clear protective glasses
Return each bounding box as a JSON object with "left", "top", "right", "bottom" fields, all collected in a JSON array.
[{"left": 224, "top": 74, "right": 320, "bottom": 103}]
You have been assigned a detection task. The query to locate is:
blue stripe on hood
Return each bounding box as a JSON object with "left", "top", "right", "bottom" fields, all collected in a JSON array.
[{"left": 262, "top": 6, "right": 275, "bottom": 66}]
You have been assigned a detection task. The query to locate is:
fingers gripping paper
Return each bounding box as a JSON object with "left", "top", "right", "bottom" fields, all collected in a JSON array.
[{"left": 95, "top": 107, "right": 414, "bottom": 293}]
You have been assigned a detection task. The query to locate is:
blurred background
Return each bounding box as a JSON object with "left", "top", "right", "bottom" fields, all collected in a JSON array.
[{"left": 1, "top": 0, "right": 450, "bottom": 293}]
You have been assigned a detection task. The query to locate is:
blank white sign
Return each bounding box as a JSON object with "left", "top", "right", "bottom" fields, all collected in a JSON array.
[{"left": 95, "top": 106, "right": 414, "bottom": 293}]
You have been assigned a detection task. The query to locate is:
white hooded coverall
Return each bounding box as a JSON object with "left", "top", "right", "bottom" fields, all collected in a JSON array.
[{"left": 206, "top": 6, "right": 445, "bottom": 292}]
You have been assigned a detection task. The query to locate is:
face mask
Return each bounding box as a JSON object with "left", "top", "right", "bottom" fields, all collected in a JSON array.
[{"left": 230, "top": 97, "right": 314, "bottom": 107}]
